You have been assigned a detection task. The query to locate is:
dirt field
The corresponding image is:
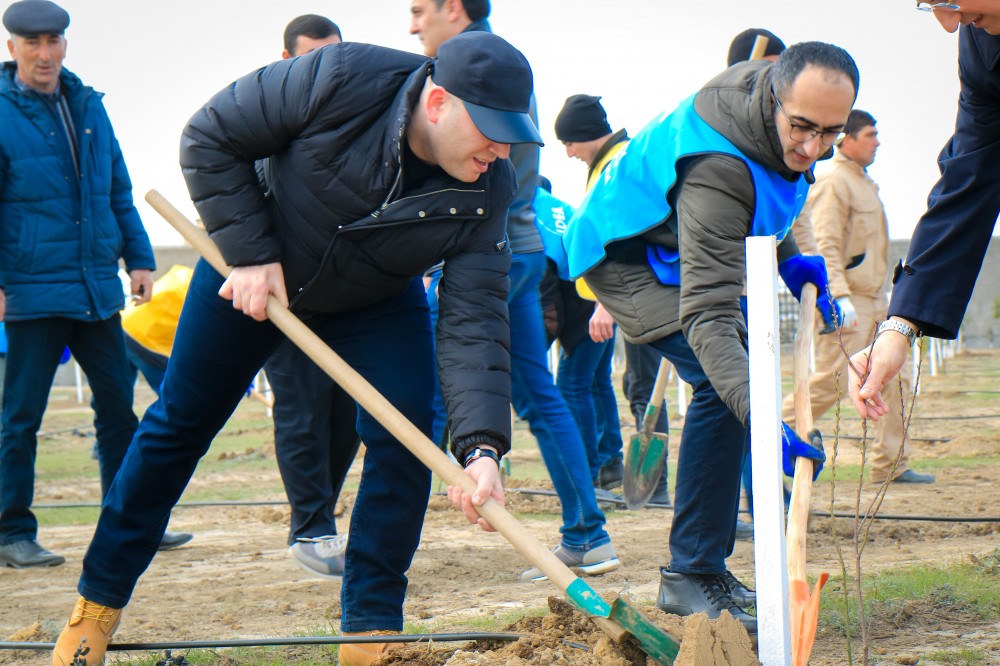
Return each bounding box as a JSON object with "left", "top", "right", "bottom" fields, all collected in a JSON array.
[{"left": 3, "top": 349, "right": 1000, "bottom": 664}]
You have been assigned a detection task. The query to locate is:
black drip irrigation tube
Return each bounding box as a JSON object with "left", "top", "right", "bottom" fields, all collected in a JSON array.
[
  {"left": 507, "top": 487, "right": 1000, "bottom": 523},
  {"left": 0, "top": 632, "right": 591, "bottom": 653},
  {"left": 32, "top": 488, "right": 1000, "bottom": 523}
]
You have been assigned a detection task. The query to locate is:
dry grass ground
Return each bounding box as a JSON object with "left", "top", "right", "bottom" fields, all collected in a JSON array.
[{"left": 2, "top": 348, "right": 999, "bottom": 664}]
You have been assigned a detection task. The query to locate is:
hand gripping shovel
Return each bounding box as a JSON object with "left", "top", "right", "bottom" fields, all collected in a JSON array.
[
  {"left": 146, "top": 190, "right": 681, "bottom": 665},
  {"left": 623, "top": 358, "right": 670, "bottom": 510},
  {"left": 787, "top": 283, "right": 829, "bottom": 666}
]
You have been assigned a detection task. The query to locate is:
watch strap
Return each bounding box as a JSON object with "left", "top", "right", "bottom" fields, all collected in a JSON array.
[
  {"left": 877, "top": 319, "right": 918, "bottom": 345},
  {"left": 463, "top": 447, "right": 500, "bottom": 468}
]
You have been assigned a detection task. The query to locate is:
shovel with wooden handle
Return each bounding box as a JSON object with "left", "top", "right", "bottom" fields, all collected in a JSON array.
[
  {"left": 146, "top": 190, "right": 681, "bottom": 665},
  {"left": 623, "top": 358, "right": 670, "bottom": 510},
  {"left": 787, "top": 283, "right": 830, "bottom": 666}
]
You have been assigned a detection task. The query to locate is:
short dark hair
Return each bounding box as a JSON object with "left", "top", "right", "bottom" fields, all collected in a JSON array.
[
  {"left": 434, "top": 0, "right": 490, "bottom": 21},
  {"left": 844, "top": 109, "right": 876, "bottom": 136},
  {"left": 771, "top": 41, "right": 860, "bottom": 101},
  {"left": 283, "top": 14, "right": 342, "bottom": 55}
]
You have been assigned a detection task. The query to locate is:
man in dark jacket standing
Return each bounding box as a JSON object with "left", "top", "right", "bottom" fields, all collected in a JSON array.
[
  {"left": 851, "top": 7, "right": 1000, "bottom": 418},
  {"left": 52, "top": 31, "right": 541, "bottom": 666},
  {"left": 0, "top": 0, "right": 188, "bottom": 570},
  {"left": 564, "top": 42, "right": 857, "bottom": 631}
]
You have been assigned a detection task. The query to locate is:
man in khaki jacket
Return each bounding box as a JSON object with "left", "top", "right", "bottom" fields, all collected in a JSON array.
[{"left": 784, "top": 110, "right": 933, "bottom": 484}]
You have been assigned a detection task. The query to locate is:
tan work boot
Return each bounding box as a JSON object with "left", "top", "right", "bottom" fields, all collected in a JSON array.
[
  {"left": 52, "top": 597, "right": 122, "bottom": 665},
  {"left": 338, "top": 630, "right": 403, "bottom": 666}
]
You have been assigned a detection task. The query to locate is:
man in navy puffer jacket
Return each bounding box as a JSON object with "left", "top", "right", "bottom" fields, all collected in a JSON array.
[
  {"left": 52, "top": 30, "right": 543, "bottom": 666},
  {"left": 0, "top": 0, "right": 170, "bottom": 571}
]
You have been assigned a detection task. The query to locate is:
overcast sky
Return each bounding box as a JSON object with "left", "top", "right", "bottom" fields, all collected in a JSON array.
[{"left": 8, "top": 0, "right": 978, "bottom": 246}]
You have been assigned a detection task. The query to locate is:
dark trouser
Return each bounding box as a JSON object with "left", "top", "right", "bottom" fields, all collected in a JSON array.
[
  {"left": 124, "top": 333, "right": 168, "bottom": 396},
  {"left": 649, "top": 331, "right": 746, "bottom": 574},
  {"left": 265, "top": 340, "right": 361, "bottom": 545},
  {"left": 623, "top": 340, "right": 669, "bottom": 433},
  {"left": 0, "top": 315, "right": 137, "bottom": 544},
  {"left": 79, "top": 261, "right": 434, "bottom": 632}
]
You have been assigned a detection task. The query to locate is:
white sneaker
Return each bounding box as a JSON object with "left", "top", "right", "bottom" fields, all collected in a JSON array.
[
  {"left": 520, "top": 542, "right": 620, "bottom": 582},
  {"left": 289, "top": 534, "right": 347, "bottom": 579}
]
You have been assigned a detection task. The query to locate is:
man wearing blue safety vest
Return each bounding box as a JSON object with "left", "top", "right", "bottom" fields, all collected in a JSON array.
[{"left": 563, "top": 41, "right": 858, "bottom": 631}]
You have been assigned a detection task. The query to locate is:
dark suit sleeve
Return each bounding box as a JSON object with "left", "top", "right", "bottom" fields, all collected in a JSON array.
[{"left": 888, "top": 27, "right": 1000, "bottom": 339}]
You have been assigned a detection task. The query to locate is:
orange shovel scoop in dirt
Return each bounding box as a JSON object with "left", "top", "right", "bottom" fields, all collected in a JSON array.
[{"left": 787, "top": 283, "right": 829, "bottom": 665}]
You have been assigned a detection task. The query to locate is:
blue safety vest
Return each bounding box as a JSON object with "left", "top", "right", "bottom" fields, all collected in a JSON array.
[
  {"left": 563, "top": 95, "right": 810, "bottom": 283},
  {"left": 532, "top": 187, "right": 574, "bottom": 279}
]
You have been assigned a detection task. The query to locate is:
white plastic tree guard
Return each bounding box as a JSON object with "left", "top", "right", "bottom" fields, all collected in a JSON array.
[{"left": 746, "top": 236, "right": 793, "bottom": 665}]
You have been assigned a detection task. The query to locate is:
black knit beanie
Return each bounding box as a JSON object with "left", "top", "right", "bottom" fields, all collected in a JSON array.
[{"left": 554, "top": 94, "right": 612, "bottom": 142}]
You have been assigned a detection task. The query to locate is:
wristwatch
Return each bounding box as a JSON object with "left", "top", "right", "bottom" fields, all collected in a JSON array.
[
  {"left": 463, "top": 447, "right": 500, "bottom": 468},
  {"left": 876, "top": 319, "right": 919, "bottom": 345}
]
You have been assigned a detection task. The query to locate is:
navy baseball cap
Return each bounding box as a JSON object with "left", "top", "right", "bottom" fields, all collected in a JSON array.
[
  {"left": 2, "top": 0, "right": 70, "bottom": 36},
  {"left": 433, "top": 32, "right": 543, "bottom": 146}
]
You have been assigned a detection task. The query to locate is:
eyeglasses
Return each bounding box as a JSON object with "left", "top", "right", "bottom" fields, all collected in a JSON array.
[
  {"left": 916, "top": 2, "right": 960, "bottom": 11},
  {"left": 772, "top": 92, "right": 845, "bottom": 147}
]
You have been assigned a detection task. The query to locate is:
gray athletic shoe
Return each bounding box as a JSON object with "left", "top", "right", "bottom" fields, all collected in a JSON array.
[
  {"left": 892, "top": 469, "right": 936, "bottom": 484},
  {"left": 521, "top": 542, "right": 621, "bottom": 582},
  {"left": 290, "top": 535, "right": 347, "bottom": 579}
]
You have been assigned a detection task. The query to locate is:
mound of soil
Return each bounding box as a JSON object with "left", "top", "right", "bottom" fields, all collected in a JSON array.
[{"left": 381, "top": 597, "right": 759, "bottom": 666}]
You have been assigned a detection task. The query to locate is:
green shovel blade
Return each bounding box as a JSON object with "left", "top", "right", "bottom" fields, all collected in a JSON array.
[
  {"left": 609, "top": 597, "right": 681, "bottom": 665},
  {"left": 623, "top": 432, "right": 668, "bottom": 510}
]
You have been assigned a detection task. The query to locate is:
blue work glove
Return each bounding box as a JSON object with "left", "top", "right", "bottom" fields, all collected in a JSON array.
[
  {"left": 777, "top": 254, "right": 841, "bottom": 334},
  {"left": 781, "top": 422, "right": 826, "bottom": 481}
]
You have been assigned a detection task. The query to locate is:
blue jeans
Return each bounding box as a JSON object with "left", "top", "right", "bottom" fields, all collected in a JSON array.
[
  {"left": 557, "top": 335, "right": 623, "bottom": 483},
  {"left": 1, "top": 316, "right": 137, "bottom": 544},
  {"left": 79, "top": 261, "right": 435, "bottom": 632},
  {"left": 265, "top": 340, "right": 361, "bottom": 544},
  {"left": 510, "top": 252, "right": 608, "bottom": 551},
  {"left": 649, "top": 331, "right": 747, "bottom": 574}
]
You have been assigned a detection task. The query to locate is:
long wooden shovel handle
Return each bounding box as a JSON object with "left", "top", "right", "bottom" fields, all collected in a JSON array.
[
  {"left": 749, "top": 35, "right": 770, "bottom": 62},
  {"left": 641, "top": 358, "right": 671, "bottom": 439},
  {"left": 146, "top": 190, "right": 626, "bottom": 640},
  {"left": 787, "top": 283, "right": 817, "bottom": 584}
]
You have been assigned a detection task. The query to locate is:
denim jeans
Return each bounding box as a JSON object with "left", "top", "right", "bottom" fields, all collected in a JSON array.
[
  {"left": 557, "top": 335, "right": 623, "bottom": 483},
  {"left": 79, "top": 261, "right": 435, "bottom": 632},
  {"left": 510, "top": 252, "right": 609, "bottom": 551},
  {"left": 1, "top": 315, "right": 137, "bottom": 544},
  {"left": 265, "top": 340, "right": 361, "bottom": 544},
  {"left": 649, "top": 331, "right": 747, "bottom": 574}
]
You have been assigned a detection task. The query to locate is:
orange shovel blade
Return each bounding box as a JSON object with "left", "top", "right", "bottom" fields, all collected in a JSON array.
[{"left": 790, "top": 572, "right": 830, "bottom": 666}]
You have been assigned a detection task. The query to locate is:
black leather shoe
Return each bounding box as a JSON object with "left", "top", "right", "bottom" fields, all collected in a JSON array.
[
  {"left": 722, "top": 570, "right": 756, "bottom": 607},
  {"left": 0, "top": 539, "right": 65, "bottom": 568},
  {"left": 598, "top": 459, "right": 624, "bottom": 490},
  {"left": 158, "top": 531, "right": 193, "bottom": 551},
  {"left": 647, "top": 464, "right": 671, "bottom": 506},
  {"left": 657, "top": 568, "right": 757, "bottom": 633}
]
